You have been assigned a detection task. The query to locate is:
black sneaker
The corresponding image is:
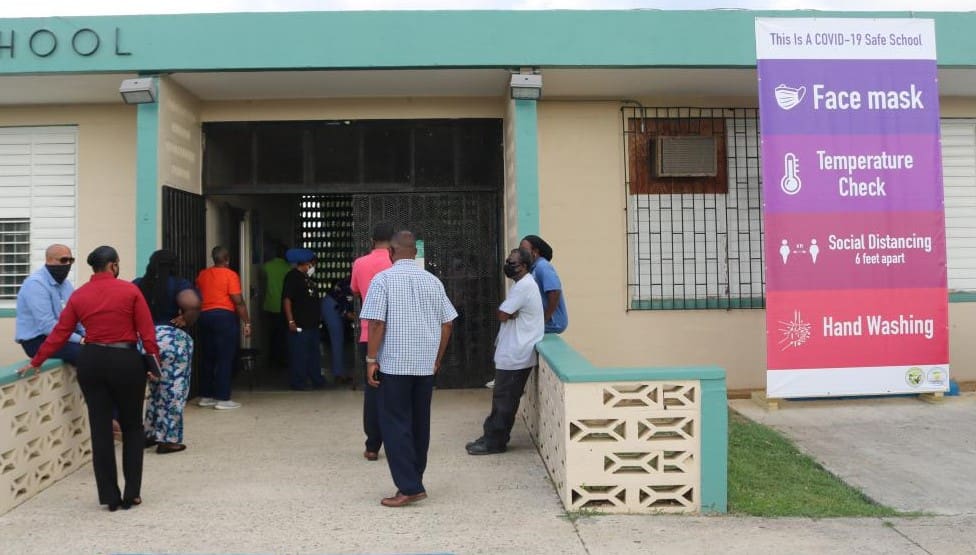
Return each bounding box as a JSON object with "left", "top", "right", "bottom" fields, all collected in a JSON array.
[
  {"left": 466, "top": 441, "right": 506, "bottom": 456},
  {"left": 465, "top": 436, "right": 487, "bottom": 450}
]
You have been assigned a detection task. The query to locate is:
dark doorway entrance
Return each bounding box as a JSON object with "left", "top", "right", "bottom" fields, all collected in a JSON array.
[
  {"left": 201, "top": 119, "right": 504, "bottom": 388},
  {"left": 350, "top": 192, "right": 500, "bottom": 388}
]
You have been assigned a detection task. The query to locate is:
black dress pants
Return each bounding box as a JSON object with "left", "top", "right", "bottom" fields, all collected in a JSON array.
[
  {"left": 482, "top": 367, "right": 533, "bottom": 449},
  {"left": 76, "top": 345, "right": 147, "bottom": 506}
]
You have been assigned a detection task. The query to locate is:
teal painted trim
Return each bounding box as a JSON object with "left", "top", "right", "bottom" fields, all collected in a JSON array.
[
  {"left": 135, "top": 97, "right": 159, "bottom": 273},
  {"left": 0, "top": 12, "right": 975, "bottom": 74},
  {"left": 699, "top": 377, "right": 728, "bottom": 514},
  {"left": 949, "top": 292, "right": 976, "bottom": 303},
  {"left": 0, "top": 358, "right": 66, "bottom": 386},
  {"left": 536, "top": 334, "right": 725, "bottom": 382},
  {"left": 514, "top": 99, "right": 539, "bottom": 239},
  {"left": 0, "top": 308, "right": 15, "bottom": 318},
  {"left": 631, "top": 297, "right": 766, "bottom": 310},
  {"left": 536, "top": 334, "right": 727, "bottom": 513}
]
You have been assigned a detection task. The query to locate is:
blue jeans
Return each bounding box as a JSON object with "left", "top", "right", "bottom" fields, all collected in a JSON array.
[
  {"left": 288, "top": 328, "right": 324, "bottom": 389},
  {"left": 321, "top": 297, "right": 346, "bottom": 377},
  {"left": 198, "top": 309, "right": 239, "bottom": 401},
  {"left": 378, "top": 373, "right": 434, "bottom": 496}
]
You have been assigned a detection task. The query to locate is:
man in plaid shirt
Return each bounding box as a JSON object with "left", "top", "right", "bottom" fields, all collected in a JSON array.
[{"left": 361, "top": 230, "right": 458, "bottom": 507}]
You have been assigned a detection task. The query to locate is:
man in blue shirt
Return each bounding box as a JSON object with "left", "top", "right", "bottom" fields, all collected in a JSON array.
[
  {"left": 519, "top": 235, "right": 568, "bottom": 334},
  {"left": 15, "top": 244, "right": 84, "bottom": 364}
]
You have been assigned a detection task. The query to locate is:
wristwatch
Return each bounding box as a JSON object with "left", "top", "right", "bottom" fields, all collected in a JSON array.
[{"left": 365, "top": 357, "right": 377, "bottom": 363}]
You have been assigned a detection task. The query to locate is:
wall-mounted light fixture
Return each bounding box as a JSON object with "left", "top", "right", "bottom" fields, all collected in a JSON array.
[
  {"left": 510, "top": 73, "right": 543, "bottom": 100},
  {"left": 119, "top": 77, "right": 157, "bottom": 104}
]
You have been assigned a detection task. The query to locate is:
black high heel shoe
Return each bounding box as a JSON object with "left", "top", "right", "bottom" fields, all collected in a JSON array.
[
  {"left": 107, "top": 503, "right": 120, "bottom": 512},
  {"left": 120, "top": 497, "right": 142, "bottom": 510}
]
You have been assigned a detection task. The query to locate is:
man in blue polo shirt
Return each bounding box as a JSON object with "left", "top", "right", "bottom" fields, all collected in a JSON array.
[
  {"left": 15, "top": 244, "right": 84, "bottom": 364},
  {"left": 519, "top": 235, "right": 569, "bottom": 334}
]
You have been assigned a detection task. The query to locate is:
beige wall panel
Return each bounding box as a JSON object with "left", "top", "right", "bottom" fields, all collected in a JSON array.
[
  {"left": 200, "top": 97, "right": 505, "bottom": 122},
  {"left": 950, "top": 303, "right": 976, "bottom": 382},
  {"left": 0, "top": 321, "right": 16, "bottom": 365},
  {"left": 158, "top": 77, "right": 202, "bottom": 195},
  {"left": 940, "top": 97, "right": 976, "bottom": 118},
  {"left": 538, "top": 100, "right": 764, "bottom": 390},
  {"left": 0, "top": 106, "right": 135, "bottom": 366}
]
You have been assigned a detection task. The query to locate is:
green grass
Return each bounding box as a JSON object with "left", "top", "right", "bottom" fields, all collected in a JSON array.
[{"left": 728, "top": 410, "right": 902, "bottom": 517}]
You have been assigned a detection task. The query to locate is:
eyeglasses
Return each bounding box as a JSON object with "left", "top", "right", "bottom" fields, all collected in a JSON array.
[{"left": 58, "top": 257, "right": 76, "bottom": 265}]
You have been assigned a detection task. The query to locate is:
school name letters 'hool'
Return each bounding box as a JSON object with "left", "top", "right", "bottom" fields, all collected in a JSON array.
[{"left": 811, "top": 84, "right": 925, "bottom": 111}]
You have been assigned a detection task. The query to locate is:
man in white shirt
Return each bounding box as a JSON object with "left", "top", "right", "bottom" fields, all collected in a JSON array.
[{"left": 466, "top": 247, "right": 544, "bottom": 456}]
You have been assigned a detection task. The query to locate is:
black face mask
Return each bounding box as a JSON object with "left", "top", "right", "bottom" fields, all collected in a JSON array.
[
  {"left": 503, "top": 262, "right": 521, "bottom": 279},
  {"left": 46, "top": 264, "right": 71, "bottom": 284}
]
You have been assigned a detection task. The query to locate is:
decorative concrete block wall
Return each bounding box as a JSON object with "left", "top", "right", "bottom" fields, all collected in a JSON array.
[
  {"left": 0, "top": 361, "right": 90, "bottom": 515},
  {"left": 525, "top": 335, "right": 727, "bottom": 514}
]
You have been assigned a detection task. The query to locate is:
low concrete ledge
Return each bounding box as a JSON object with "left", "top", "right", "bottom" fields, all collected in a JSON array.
[
  {"left": 525, "top": 335, "right": 727, "bottom": 514},
  {"left": 0, "top": 359, "right": 91, "bottom": 515}
]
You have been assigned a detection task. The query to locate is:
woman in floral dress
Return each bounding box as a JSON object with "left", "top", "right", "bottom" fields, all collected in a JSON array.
[{"left": 135, "top": 249, "right": 201, "bottom": 454}]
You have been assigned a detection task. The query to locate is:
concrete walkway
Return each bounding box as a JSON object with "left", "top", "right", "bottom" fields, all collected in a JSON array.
[{"left": 1, "top": 389, "right": 974, "bottom": 554}]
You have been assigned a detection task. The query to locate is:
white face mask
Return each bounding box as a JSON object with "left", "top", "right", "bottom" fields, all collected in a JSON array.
[{"left": 305, "top": 266, "right": 315, "bottom": 277}]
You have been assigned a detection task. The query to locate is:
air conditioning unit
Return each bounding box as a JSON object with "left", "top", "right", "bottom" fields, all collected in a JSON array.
[{"left": 653, "top": 136, "right": 718, "bottom": 177}]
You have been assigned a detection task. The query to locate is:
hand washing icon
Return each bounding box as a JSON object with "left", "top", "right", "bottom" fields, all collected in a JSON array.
[{"left": 774, "top": 84, "right": 806, "bottom": 110}]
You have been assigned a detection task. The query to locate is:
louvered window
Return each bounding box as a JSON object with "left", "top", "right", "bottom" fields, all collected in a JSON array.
[
  {"left": 942, "top": 119, "right": 976, "bottom": 292},
  {"left": 0, "top": 126, "right": 78, "bottom": 307}
]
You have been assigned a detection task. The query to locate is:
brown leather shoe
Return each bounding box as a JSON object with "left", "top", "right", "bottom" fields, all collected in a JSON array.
[
  {"left": 363, "top": 450, "right": 379, "bottom": 461},
  {"left": 381, "top": 491, "right": 427, "bottom": 507}
]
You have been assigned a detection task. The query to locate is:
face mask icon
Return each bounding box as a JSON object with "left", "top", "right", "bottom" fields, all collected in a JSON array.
[{"left": 774, "top": 84, "right": 806, "bottom": 110}]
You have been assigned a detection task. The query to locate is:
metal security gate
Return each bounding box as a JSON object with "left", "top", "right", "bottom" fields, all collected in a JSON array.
[
  {"left": 161, "top": 186, "right": 207, "bottom": 397},
  {"left": 161, "top": 186, "right": 207, "bottom": 284},
  {"left": 352, "top": 192, "right": 501, "bottom": 389}
]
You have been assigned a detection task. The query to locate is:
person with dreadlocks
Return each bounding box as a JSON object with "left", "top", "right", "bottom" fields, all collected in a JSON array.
[
  {"left": 485, "top": 235, "right": 569, "bottom": 390},
  {"left": 134, "top": 249, "right": 201, "bottom": 454}
]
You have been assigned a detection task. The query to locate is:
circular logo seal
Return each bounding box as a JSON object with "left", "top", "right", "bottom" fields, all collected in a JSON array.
[{"left": 905, "top": 367, "right": 924, "bottom": 387}]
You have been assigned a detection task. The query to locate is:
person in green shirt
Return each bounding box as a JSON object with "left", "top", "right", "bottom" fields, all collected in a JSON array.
[{"left": 261, "top": 242, "right": 291, "bottom": 368}]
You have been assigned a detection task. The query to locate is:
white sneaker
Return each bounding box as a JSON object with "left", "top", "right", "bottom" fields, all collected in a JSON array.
[
  {"left": 485, "top": 379, "right": 495, "bottom": 389},
  {"left": 214, "top": 400, "right": 241, "bottom": 410},
  {"left": 197, "top": 397, "right": 217, "bottom": 407}
]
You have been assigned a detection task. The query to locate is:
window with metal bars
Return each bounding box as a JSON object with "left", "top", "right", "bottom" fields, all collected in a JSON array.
[
  {"left": 0, "top": 218, "right": 31, "bottom": 300},
  {"left": 624, "top": 107, "right": 765, "bottom": 310}
]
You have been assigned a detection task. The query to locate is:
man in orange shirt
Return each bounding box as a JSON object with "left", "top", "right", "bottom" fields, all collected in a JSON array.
[
  {"left": 196, "top": 246, "right": 251, "bottom": 410},
  {"left": 350, "top": 222, "right": 394, "bottom": 461}
]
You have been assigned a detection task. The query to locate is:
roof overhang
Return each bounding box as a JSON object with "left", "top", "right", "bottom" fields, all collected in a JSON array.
[{"left": 3, "top": 67, "right": 976, "bottom": 106}]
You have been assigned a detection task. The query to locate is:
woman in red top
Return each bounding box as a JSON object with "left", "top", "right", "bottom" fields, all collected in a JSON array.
[{"left": 19, "top": 245, "right": 160, "bottom": 511}]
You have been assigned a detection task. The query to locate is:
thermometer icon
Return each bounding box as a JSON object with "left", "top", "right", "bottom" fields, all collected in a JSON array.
[{"left": 781, "top": 153, "right": 802, "bottom": 195}]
